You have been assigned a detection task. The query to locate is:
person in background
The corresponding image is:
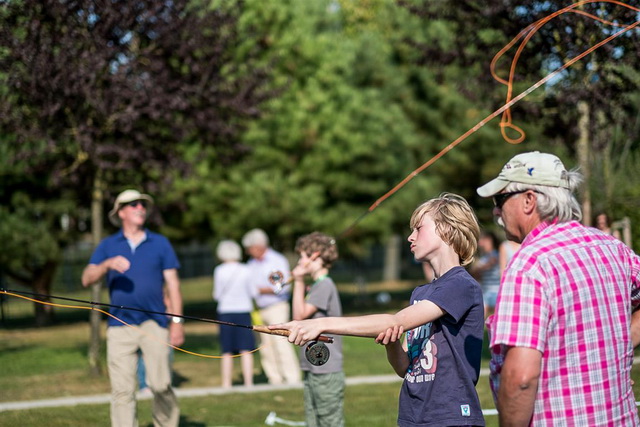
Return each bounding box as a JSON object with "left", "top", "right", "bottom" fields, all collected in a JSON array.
[
  {"left": 82, "top": 189, "right": 183, "bottom": 427},
  {"left": 242, "top": 228, "right": 301, "bottom": 385},
  {"left": 273, "top": 193, "right": 485, "bottom": 427},
  {"left": 470, "top": 230, "right": 501, "bottom": 318},
  {"left": 291, "top": 231, "right": 344, "bottom": 427},
  {"left": 477, "top": 151, "right": 640, "bottom": 426},
  {"left": 213, "top": 239, "right": 257, "bottom": 388},
  {"left": 595, "top": 212, "right": 622, "bottom": 240},
  {"left": 498, "top": 239, "right": 520, "bottom": 277}
]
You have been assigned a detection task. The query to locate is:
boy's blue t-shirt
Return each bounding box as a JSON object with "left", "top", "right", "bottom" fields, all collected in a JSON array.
[
  {"left": 398, "top": 266, "right": 485, "bottom": 427},
  {"left": 89, "top": 230, "right": 180, "bottom": 328}
]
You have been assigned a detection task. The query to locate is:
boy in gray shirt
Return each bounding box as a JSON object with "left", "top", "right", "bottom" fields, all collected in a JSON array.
[{"left": 291, "top": 232, "right": 344, "bottom": 427}]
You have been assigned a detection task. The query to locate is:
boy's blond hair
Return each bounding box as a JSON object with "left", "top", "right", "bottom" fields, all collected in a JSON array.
[
  {"left": 295, "top": 232, "right": 339, "bottom": 268},
  {"left": 409, "top": 193, "right": 480, "bottom": 266}
]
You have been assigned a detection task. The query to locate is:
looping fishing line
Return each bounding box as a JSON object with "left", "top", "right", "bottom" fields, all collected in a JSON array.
[{"left": 491, "top": 0, "right": 640, "bottom": 145}]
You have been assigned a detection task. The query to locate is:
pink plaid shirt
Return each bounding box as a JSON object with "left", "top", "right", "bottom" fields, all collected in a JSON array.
[{"left": 488, "top": 220, "right": 640, "bottom": 426}]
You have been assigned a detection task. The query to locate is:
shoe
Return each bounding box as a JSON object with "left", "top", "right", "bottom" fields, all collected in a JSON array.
[{"left": 138, "top": 387, "right": 153, "bottom": 398}]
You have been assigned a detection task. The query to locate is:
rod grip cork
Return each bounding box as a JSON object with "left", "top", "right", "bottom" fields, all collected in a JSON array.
[{"left": 252, "top": 325, "right": 334, "bottom": 344}]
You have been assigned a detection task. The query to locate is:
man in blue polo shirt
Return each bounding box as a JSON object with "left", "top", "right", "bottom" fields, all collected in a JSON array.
[{"left": 82, "top": 189, "right": 184, "bottom": 427}]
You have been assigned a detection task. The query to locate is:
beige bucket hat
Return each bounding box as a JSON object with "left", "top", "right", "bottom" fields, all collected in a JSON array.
[{"left": 108, "top": 189, "right": 153, "bottom": 226}]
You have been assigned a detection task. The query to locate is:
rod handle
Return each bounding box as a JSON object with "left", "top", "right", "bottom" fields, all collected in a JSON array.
[{"left": 253, "top": 325, "right": 334, "bottom": 344}]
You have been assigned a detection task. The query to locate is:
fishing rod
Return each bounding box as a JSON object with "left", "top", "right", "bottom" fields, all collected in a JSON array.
[{"left": 0, "top": 287, "right": 334, "bottom": 366}]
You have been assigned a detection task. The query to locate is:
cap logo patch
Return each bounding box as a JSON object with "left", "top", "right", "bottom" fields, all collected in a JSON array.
[{"left": 527, "top": 167, "right": 534, "bottom": 176}]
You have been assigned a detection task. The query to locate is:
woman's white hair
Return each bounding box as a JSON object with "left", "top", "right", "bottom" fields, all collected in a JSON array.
[
  {"left": 504, "top": 168, "right": 584, "bottom": 222},
  {"left": 216, "top": 240, "right": 242, "bottom": 262}
]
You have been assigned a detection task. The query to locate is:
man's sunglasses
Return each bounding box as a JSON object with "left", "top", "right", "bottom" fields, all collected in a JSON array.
[
  {"left": 492, "top": 190, "right": 533, "bottom": 209},
  {"left": 124, "top": 200, "right": 147, "bottom": 209}
]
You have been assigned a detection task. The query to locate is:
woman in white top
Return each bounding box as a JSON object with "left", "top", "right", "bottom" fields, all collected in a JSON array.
[{"left": 213, "top": 240, "right": 258, "bottom": 388}]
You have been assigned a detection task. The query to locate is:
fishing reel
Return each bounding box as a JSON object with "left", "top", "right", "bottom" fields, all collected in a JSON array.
[
  {"left": 268, "top": 270, "right": 286, "bottom": 294},
  {"left": 305, "top": 341, "right": 331, "bottom": 366}
]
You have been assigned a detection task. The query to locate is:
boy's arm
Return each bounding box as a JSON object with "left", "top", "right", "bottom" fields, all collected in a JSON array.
[
  {"left": 377, "top": 325, "right": 409, "bottom": 377},
  {"left": 385, "top": 341, "right": 409, "bottom": 377},
  {"left": 291, "top": 274, "right": 318, "bottom": 320},
  {"left": 274, "top": 299, "right": 445, "bottom": 344}
]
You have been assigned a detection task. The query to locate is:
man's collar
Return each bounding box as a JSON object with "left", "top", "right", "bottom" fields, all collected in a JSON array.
[
  {"left": 116, "top": 228, "right": 153, "bottom": 240},
  {"left": 521, "top": 218, "right": 560, "bottom": 246}
]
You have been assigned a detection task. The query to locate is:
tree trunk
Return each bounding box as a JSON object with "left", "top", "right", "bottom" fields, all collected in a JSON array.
[
  {"left": 383, "top": 234, "right": 401, "bottom": 282},
  {"left": 32, "top": 261, "right": 58, "bottom": 327},
  {"left": 88, "top": 171, "right": 105, "bottom": 377},
  {"left": 577, "top": 101, "right": 591, "bottom": 226}
]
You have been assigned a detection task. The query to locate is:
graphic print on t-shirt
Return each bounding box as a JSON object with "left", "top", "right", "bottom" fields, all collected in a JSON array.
[{"left": 405, "top": 307, "right": 438, "bottom": 383}]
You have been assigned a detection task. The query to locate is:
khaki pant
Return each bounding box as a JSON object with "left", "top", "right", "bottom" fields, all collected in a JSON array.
[
  {"left": 258, "top": 301, "right": 301, "bottom": 385},
  {"left": 304, "top": 371, "right": 345, "bottom": 427},
  {"left": 107, "top": 320, "right": 179, "bottom": 427}
]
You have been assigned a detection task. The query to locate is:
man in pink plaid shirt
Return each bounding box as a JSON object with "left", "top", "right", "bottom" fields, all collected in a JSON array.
[{"left": 477, "top": 151, "right": 640, "bottom": 426}]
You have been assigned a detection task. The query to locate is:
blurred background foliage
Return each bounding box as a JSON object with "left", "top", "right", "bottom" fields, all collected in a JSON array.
[{"left": 1, "top": 0, "right": 639, "bottom": 322}]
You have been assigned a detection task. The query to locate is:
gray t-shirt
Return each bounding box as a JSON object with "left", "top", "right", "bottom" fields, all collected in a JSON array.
[{"left": 299, "top": 276, "right": 343, "bottom": 374}]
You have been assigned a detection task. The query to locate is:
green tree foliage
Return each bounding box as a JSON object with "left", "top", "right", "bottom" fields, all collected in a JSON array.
[{"left": 175, "top": 0, "right": 503, "bottom": 254}]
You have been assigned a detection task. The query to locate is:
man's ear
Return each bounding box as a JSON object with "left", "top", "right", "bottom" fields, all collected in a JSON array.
[{"left": 522, "top": 191, "right": 538, "bottom": 215}]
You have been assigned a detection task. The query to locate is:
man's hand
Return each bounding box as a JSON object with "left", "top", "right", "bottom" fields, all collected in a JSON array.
[
  {"left": 82, "top": 255, "right": 131, "bottom": 287},
  {"left": 106, "top": 256, "right": 131, "bottom": 274},
  {"left": 170, "top": 323, "right": 185, "bottom": 347}
]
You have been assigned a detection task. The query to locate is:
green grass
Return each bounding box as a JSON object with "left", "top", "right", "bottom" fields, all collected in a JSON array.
[{"left": 0, "top": 382, "right": 500, "bottom": 427}]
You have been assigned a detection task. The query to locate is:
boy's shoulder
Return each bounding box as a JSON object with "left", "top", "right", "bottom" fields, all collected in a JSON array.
[
  {"left": 318, "top": 276, "right": 338, "bottom": 287},
  {"left": 308, "top": 277, "right": 340, "bottom": 298}
]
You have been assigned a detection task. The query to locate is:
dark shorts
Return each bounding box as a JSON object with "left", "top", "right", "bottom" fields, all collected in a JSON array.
[{"left": 218, "top": 312, "right": 256, "bottom": 354}]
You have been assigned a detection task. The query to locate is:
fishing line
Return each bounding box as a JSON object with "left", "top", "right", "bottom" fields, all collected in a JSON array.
[
  {"left": 0, "top": 288, "right": 259, "bottom": 359},
  {"left": 0, "top": 288, "right": 333, "bottom": 363},
  {"left": 491, "top": 0, "right": 640, "bottom": 144}
]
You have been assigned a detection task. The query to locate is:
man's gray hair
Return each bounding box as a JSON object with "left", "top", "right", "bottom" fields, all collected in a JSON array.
[
  {"left": 216, "top": 240, "right": 242, "bottom": 262},
  {"left": 241, "top": 228, "right": 269, "bottom": 248},
  {"left": 504, "top": 168, "right": 584, "bottom": 222}
]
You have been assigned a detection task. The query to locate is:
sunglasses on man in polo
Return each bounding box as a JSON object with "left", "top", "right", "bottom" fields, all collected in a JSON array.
[
  {"left": 492, "top": 190, "right": 542, "bottom": 209},
  {"left": 124, "top": 200, "right": 147, "bottom": 209}
]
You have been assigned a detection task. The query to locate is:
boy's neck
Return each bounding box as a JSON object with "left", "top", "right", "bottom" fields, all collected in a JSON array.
[
  {"left": 312, "top": 267, "right": 329, "bottom": 281},
  {"left": 429, "top": 252, "right": 460, "bottom": 280}
]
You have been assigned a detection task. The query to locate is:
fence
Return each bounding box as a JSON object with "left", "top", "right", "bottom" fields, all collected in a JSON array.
[{"left": 51, "top": 240, "right": 424, "bottom": 293}]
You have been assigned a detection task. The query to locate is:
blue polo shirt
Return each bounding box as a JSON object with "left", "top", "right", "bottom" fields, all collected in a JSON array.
[{"left": 89, "top": 229, "right": 180, "bottom": 328}]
